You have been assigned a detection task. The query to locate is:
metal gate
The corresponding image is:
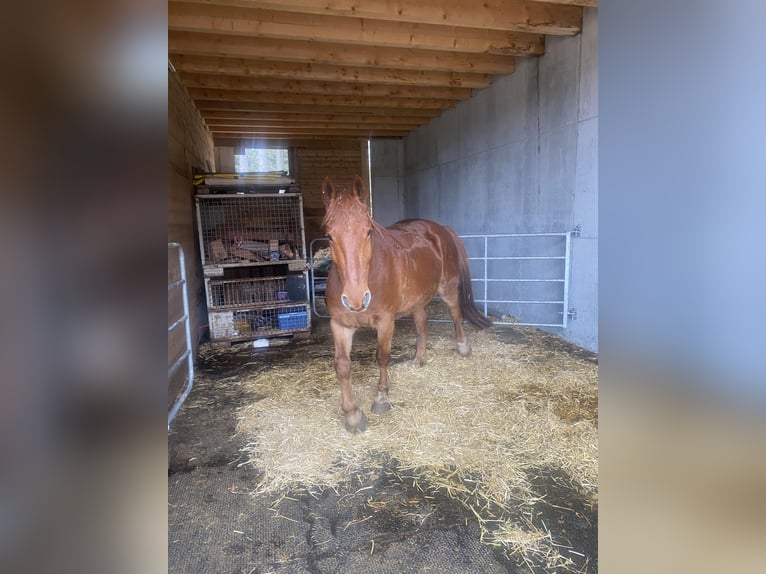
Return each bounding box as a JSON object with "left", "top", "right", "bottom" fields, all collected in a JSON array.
[
  {"left": 460, "top": 232, "right": 575, "bottom": 328},
  {"left": 168, "top": 243, "right": 194, "bottom": 429},
  {"left": 309, "top": 237, "right": 332, "bottom": 318},
  {"left": 309, "top": 231, "right": 576, "bottom": 329}
]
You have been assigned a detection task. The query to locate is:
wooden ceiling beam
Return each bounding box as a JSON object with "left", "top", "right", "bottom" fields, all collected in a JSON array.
[
  {"left": 213, "top": 137, "right": 374, "bottom": 148},
  {"left": 203, "top": 113, "right": 423, "bottom": 126},
  {"left": 193, "top": 99, "right": 443, "bottom": 117},
  {"left": 170, "top": 55, "right": 492, "bottom": 88},
  {"left": 179, "top": 72, "right": 473, "bottom": 99},
  {"left": 546, "top": 0, "right": 597, "bottom": 6},
  {"left": 208, "top": 120, "right": 417, "bottom": 131},
  {"left": 206, "top": 119, "right": 422, "bottom": 130},
  {"left": 168, "top": 2, "right": 544, "bottom": 56},
  {"left": 189, "top": 88, "right": 457, "bottom": 109},
  {"left": 202, "top": 110, "right": 420, "bottom": 121},
  {"left": 210, "top": 127, "right": 410, "bottom": 137},
  {"left": 171, "top": 0, "right": 582, "bottom": 35},
  {"left": 169, "top": 31, "right": 516, "bottom": 74}
]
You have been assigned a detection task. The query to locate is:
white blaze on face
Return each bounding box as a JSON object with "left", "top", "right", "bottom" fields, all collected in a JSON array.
[{"left": 323, "top": 176, "right": 375, "bottom": 313}]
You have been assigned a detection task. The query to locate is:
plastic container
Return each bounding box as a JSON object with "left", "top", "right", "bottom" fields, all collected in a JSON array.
[
  {"left": 286, "top": 275, "right": 307, "bottom": 301},
  {"left": 278, "top": 310, "right": 308, "bottom": 330}
]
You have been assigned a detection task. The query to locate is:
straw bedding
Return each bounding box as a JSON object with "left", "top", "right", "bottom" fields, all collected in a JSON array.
[{"left": 235, "top": 317, "right": 597, "bottom": 571}]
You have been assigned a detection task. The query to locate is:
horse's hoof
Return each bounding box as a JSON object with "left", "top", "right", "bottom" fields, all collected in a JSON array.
[
  {"left": 457, "top": 340, "right": 472, "bottom": 357},
  {"left": 371, "top": 400, "right": 391, "bottom": 414},
  {"left": 345, "top": 409, "right": 368, "bottom": 433}
]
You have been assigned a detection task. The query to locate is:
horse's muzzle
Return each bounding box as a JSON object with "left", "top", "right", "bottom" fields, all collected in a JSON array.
[{"left": 341, "top": 290, "right": 371, "bottom": 312}]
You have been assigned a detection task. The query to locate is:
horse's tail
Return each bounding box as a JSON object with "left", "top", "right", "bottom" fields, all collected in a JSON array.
[{"left": 447, "top": 228, "right": 493, "bottom": 330}]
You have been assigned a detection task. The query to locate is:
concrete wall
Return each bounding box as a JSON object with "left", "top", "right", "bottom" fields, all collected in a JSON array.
[
  {"left": 371, "top": 8, "right": 597, "bottom": 351},
  {"left": 370, "top": 139, "right": 404, "bottom": 226}
]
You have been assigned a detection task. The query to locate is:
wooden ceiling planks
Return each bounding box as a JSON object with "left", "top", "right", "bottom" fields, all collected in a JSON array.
[
  {"left": 168, "top": 2, "right": 545, "bottom": 56},
  {"left": 178, "top": 72, "right": 473, "bottom": 99},
  {"left": 170, "top": 55, "right": 493, "bottom": 88},
  {"left": 168, "top": 0, "right": 596, "bottom": 143},
  {"left": 169, "top": 32, "right": 519, "bottom": 75},
  {"left": 170, "top": 0, "right": 584, "bottom": 34}
]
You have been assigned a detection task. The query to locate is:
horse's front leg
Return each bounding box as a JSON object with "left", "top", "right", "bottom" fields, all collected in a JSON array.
[
  {"left": 330, "top": 319, "right": 367, "bottom": 433},
  {"left": 371, "top": 316, "right": 394, "bottom": 414}
]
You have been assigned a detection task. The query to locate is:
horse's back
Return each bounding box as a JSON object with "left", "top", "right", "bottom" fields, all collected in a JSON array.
[
  {"left": 383, "top": 218, "right": 464, "bottom": 292},
  {"left": 387, "top": 219, "right": 455, "bottom": 250},
  {"left": 388, "top": 219, "right": 461, "bottom": 270},
  {"left": 387, "top": 218, "right": 444, "bottom": 233}
]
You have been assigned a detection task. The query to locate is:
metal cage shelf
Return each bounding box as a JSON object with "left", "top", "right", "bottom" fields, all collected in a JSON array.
[
  {"left": 196, "top": 191, "right": 311, "bottom": 343},
  {"left": 196, "top": 193, "right": 306, "bottom": 267}
]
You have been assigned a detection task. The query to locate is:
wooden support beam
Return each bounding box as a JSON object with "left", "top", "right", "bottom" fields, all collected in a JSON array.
[
  {"left": 169, "top": 31, "right": 517, "bottom": 74},
  {"left": 169, "top": 54, "right": 492, "bottom": 88},
  {"left": 179, "top": 72, "right": 473, "bottom": 100},
  {"left": 214, "top": 136, "right": 375, "bottom": 148},
  {"left": 202, "top": 111, "right": 430, "bottom": 126},
  {"left": 205, "top": 119, "right": 421, "bottom": 130},
  {"left": 193, "top": 99, "right": 443, "bottom": 117},
  {"left": 189, "top": 88, "right": 457, "bottom": 109},
  {"left": 211, "top": 127, "right": 410, "bottom": 136},
  {"left": 170, "top": 0, "right": 582, "bottom": 35},
  {"left": 203, "top": 113, "right": 423, "bottom": 127},
  {"left": 202, "top": 110, "right": 421, "bottom": 121},
  {"left": 168, "top": 2, "right": 545, "bottom": 56},
  {"left": 547, "top": 0, "right": 597, "bottom": 6}
]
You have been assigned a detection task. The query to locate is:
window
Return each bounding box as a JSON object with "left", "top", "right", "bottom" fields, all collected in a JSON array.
[{"left": 234, "top": 148, "right": 290, "bottom": 174}]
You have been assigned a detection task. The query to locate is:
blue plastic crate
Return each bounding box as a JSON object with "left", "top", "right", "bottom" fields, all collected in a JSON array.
[
  {"left": 278, "top": 310, "right": 308, "bottom": 330},
  {"left": 277, "top": 305, "right": 305, "bottom": 315}
]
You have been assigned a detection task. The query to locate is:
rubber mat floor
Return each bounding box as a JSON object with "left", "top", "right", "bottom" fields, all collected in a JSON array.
[{"left": 168, "top": 319, "right": 597, "bottom": 573}]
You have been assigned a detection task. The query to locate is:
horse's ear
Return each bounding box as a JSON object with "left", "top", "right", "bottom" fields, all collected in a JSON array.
[
  {"left": 351, "top": 175, "right": 366, "bottom": 203},
  {"left": 321, "top": 176, "right": 335, "bottom": 207}
]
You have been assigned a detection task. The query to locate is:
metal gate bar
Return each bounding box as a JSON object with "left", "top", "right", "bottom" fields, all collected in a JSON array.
[
  {"left": 459, "top": 232, "right": 572, "bottom": 329},
  {"left": 309, "top": 232, "right": 573, "bottom": 328},
  {"left": 168, "top": 243, "right": 194, "bottom": 429},
  {"left": 309, "top": 237, "right": 332, "bottom": 318}
]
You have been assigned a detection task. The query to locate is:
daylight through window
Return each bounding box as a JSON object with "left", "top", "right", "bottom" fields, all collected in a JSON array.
[{"left": 234, "top": 148, "right": 290, "bottom": 174}]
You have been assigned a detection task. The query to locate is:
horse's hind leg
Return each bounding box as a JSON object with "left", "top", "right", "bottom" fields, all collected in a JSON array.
[
  {"left": 439, "top": 286, "right": 471, "bottom": 357},
  {"left": 330, "top": 319, "right": 367, "bottom": 433},
  {"left": 412, "top": 307, "right": 428, "bottom": 366},
  {"left": 372, "top": 316, "right": 394, "bottom": 414}
]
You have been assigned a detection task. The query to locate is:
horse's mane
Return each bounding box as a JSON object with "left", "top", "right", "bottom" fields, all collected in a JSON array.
[{"left": 322, "top": 185, "right": 373, "bottom": 229}]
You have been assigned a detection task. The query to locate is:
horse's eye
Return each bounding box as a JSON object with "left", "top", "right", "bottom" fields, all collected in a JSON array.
[{"left": 366, "top": 229, "right": 372, "bottom": 238}]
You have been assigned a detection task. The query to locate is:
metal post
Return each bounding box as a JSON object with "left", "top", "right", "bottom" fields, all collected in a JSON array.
[
  {"left": 168, "top": 243, "right": 194, "bottom": 429},
  {"left": 483, "top": 235, "right": 489, "bottom": 316},
  {"left": 309, "top": 237, "right": 332, "bottom": 318},
  {"left": 562, "top": 231, "right": 572, "bottom": 329}
]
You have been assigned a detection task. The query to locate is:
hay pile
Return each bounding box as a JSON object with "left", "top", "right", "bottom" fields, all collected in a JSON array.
[{"left": 236, "top": 319, "right": 597, "bottom": 571}]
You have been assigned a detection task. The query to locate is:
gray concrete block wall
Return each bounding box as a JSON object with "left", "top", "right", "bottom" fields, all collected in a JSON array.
[
  {"left": 568, "top": 7, "right": 598, "bottom": 350},
  {"left": 369, "top": 139, "right": 404, "bottom": 227},
  {"left": 371, "top": 8, "right": 598, "bottom": 352}
]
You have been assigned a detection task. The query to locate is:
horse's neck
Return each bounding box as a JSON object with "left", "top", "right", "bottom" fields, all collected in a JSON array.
[{"left": 371, "top": 219, "right": 403, "bottom": 258}]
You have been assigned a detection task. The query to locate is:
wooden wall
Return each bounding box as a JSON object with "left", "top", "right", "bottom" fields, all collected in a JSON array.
[
  {"left": 293, "top": 140, "right": 366, "bottom": 249},
  {"left": 168, "top": 70, "right": 214, "bottom": 408}
]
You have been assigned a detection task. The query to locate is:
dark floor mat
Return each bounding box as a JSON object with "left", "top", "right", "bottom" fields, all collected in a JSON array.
[{"left": 169, "top": 465, "right": 512, "bottom": 574}]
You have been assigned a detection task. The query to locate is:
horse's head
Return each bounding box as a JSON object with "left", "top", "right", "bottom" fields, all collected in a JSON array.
[{"left": 322, "top": 175, "right": 374, "bottom": 313}]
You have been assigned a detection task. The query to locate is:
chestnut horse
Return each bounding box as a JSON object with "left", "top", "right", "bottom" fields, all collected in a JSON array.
[{"left": 322, "top": 175, "right": 492, "bottom": 433}]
